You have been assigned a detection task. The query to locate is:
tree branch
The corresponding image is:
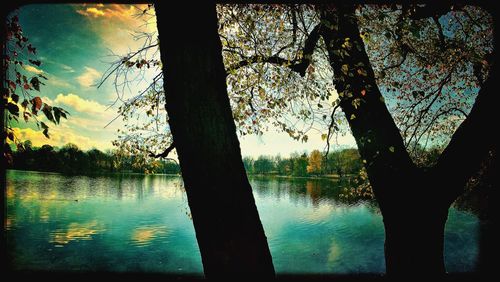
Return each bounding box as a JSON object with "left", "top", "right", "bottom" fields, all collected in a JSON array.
[
  {"left": 324, "top": 102, "right": 340, "bottom": 157},
  {"left": 407, "top": 3, "right": 460, "bottom": 20},
  {"left": 432, "top": 16, "right": 446, "bottom": 50},
  {"left": 148, "top": 142, "right": 175, "bottom": 158},
  {"left": 226, "top": 23, "right": 322, "bottom": 77},
  {"left": 381, "top": 46, "right": 409, "bottom": 73},
  {"left": 433, "top": 61, "right": 496, "bottom": 203}
]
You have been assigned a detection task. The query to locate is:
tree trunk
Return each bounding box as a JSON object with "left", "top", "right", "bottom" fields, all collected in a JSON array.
[
  {"left": 155, "top": 2, "right": 275, "bottom": 278},
  {"left": 382, "top": 196, "right": 450, "bottom": 276},
  {"left": 319, "top": 3, "right": 498, "bottom": 276},
  {"left": 319, "top": 6, "right": 451, "bottom": 276}
]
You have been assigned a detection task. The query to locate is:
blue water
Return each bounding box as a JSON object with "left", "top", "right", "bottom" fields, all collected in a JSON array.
[{"left": 5, "top": 170, "right": 479, "bottom": 274}]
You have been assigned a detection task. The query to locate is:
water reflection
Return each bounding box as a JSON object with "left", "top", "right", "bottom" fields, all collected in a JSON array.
[
  {"left": 130, "top": 225, "right": 169, "bottom": 247},
  {"left": 50, "top": 220, "right": 106, "bottom": 246},
  {"left": 251, "top": 176, "right": 373, "bottom": 209},
  {"left": 5, "top": 170, "right": 479, "bottom": 274},
  {"left": 327, "top": 240, "right": 341, "bottom": 265}
]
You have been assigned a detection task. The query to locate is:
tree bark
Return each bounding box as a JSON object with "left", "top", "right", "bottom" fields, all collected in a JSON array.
[
  {"left": 318, "top": 5, "right": 461, "bottom": 276},
  {"left": 155, "top": 2, "right": 275, "bottom": 278}
]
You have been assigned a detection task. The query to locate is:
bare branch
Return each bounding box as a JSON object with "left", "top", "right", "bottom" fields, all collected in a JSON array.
[
  {"left": 324, "top": 102, "right": 340, "bottom": 157},
  {"left": 381, "top": 47, "right": 409, "bottom": 73},
  {"left": 148, "top": 142, "right": 175, "bottom": 158},
  {"left": 97, "top": 43, "right": 159, "bottom": 89},
  {"left": 432, "top": 16, "right": 446, "bottom": 50},
  {"left": 226, "top": 23, "right": 322, "bottom": 77}
]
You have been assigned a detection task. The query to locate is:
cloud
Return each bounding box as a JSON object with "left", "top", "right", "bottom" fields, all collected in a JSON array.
[
  {"left": 24, "top": 65, "right": 44, "bottom": 74},
  {"left": 60, "top": 64, "right": 75, "bottom": 73},
  {"left": 74, "top": 4, "right": 158, "bottom": 54},
  {"left": 41, "top": 96, "right": 55, "bottom": 105},
  {"left": 54, "top": 93, "right": 107, "bottom": 114},
  {"left": 46, "top": 76, "right": 72, "bottom": 89},
  {"left": 76, "top": 67, "right": 101, "bottom": 87},
  {"left": 76, "top": 7, "right": 105, "bottom": 18},
  {"left": 24, "top": 65, "right": 73, "bottom": 89},
  {"left": 11, "top": 127, "right": 111, "bottom": 151},
  {"left": 75, "top": 4, "right": 148, "bottom": 21},
  {"left": 65, "top": 115, "right": 119, "bottom": 132}
]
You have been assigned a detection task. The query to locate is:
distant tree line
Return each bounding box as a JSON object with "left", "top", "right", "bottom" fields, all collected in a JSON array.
[
  {"left": 7, "top": 141, "right": 180, "bottom": 175},
  {"left": 243, "top": 148, "right": 365, "bottom": 177}
]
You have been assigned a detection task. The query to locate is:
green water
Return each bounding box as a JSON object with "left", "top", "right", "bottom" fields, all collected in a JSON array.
[{"left": 5, "top": 170, "right": 479, "bottom": 274}]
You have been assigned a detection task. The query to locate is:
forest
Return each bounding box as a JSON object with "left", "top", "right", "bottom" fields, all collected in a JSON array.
[{"left": 6, "top": 141, "right": 180, "bottom": 175}]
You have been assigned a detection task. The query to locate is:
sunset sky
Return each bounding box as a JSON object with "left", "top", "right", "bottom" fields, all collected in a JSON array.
[{"left": 10, "top": 4, "right": 356, "bottom": 157}]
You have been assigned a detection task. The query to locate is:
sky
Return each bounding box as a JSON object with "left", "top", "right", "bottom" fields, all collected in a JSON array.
[{"left": 9, "top": 4, "right": 356, "bottom": 158}]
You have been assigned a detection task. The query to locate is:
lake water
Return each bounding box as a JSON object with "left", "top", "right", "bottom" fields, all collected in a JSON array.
[{"left": 5, "top": 170, "right": 479, "bottom": 274}]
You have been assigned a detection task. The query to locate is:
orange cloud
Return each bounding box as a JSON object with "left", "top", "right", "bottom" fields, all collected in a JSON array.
[
  {"left": 74, "top": 4, "right": 158, "bottom": 55},
  {"left": 76, "top": 7, "right": 105, "bottom": 18},
  {"left": 75, "top": 4, "right": 150, "bottom": 21}
]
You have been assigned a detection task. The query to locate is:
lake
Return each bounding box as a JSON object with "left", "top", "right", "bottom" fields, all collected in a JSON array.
[{"left": 5, "top": 170, "right": 479, "bottom": 274}]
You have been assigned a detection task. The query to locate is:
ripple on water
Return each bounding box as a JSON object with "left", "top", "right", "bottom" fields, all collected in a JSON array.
[
  {"left": 49, "top": 220, "right": 106, "bottom": 246},
  {"left": 130, "top": 225, "right": 169, "bottom": 247}
]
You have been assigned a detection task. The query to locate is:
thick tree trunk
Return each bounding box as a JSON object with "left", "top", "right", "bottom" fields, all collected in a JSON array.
[
  {"left": 319, "top": 3, "right": 497, "bottom": 276},
  {"left": 319, "top": 6, "right": 452, "bottom": 276},
  {"left": 155, "top": 2, "right": 275, "bottom": 278},
  {"left": 382, "top": 198, "right": 450, "bottom": 276}
]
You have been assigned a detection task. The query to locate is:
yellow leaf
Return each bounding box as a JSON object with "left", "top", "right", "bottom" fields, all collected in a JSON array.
[
  {"left": 389, "top": 146, "right": 395, "bottom": 153},
  {"left": 357, "top": 68, "right": 367, "bottom": 76},
  {"left": 259, "top": 88, "right": 266, "bottom": 99},
  {"left": 341, "top": 64, "right": 349, "bottom": 75},
  {"left": 321, "top": 133, "right": 327, "bottom": 141},
  {"left": 350, "top": 114, "right": 356, "bottom": 120},
  {"left": 352, "top": 98, "right": 361, "bottom": 109}
]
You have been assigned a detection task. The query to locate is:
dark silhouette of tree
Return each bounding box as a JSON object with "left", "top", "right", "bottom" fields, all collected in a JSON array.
[
  {"left": 154, "top": 2, "right": 275, "bottom": 278},
  {"left": 219, "top": 3, "right": 496, "bottom": 277}
]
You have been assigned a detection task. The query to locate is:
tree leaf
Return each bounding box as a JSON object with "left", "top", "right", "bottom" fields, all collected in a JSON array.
[
  {"left": 31, "top": 96, "right": 42, "bottom": 114},
  {"left": 258, "top": 87, "right": 266, "bottom": 99},
  {"left": 7, "top": 131, "right": 14, "bottom": 141},
  {"left": 352, "top": 98, "right": 361, "bottom": 109},
  {"left": 11, "top": 93, "right": 19, "bottom": 103},
  {"left": 21, "top": 99, "right": 28, "bottom": 110},
  {"left": 40, "top": 121, "right": 49, "bottom": 129},
  {"left": 357, "top": 68, "right": 367, "bottom": 76},
  {"left": 29, "top": 59, "right": 41, "bottom": 66},
  {"left": 7, "top": 103, "right": 19, "bottom": 117},
  {"left": 341, "top": 64, "right": 349, "bottom": 75},
  {"left": 42, "top": 104, "right": 55, "bottom": 124},
  {"left": 8, "top": 80, "right": 16, "bottom": 90},
  {"left": 53, "top": 107, "right": 61, "bottom": 124},
  {"left": 43, "top": 128, "right": 50, "bottom": 139},
  {"left": 30, "top": 77, "right": 40, "bottom": 91},
  {"left": 23, "top": 111, "right": 31, "bottom": 122}
]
